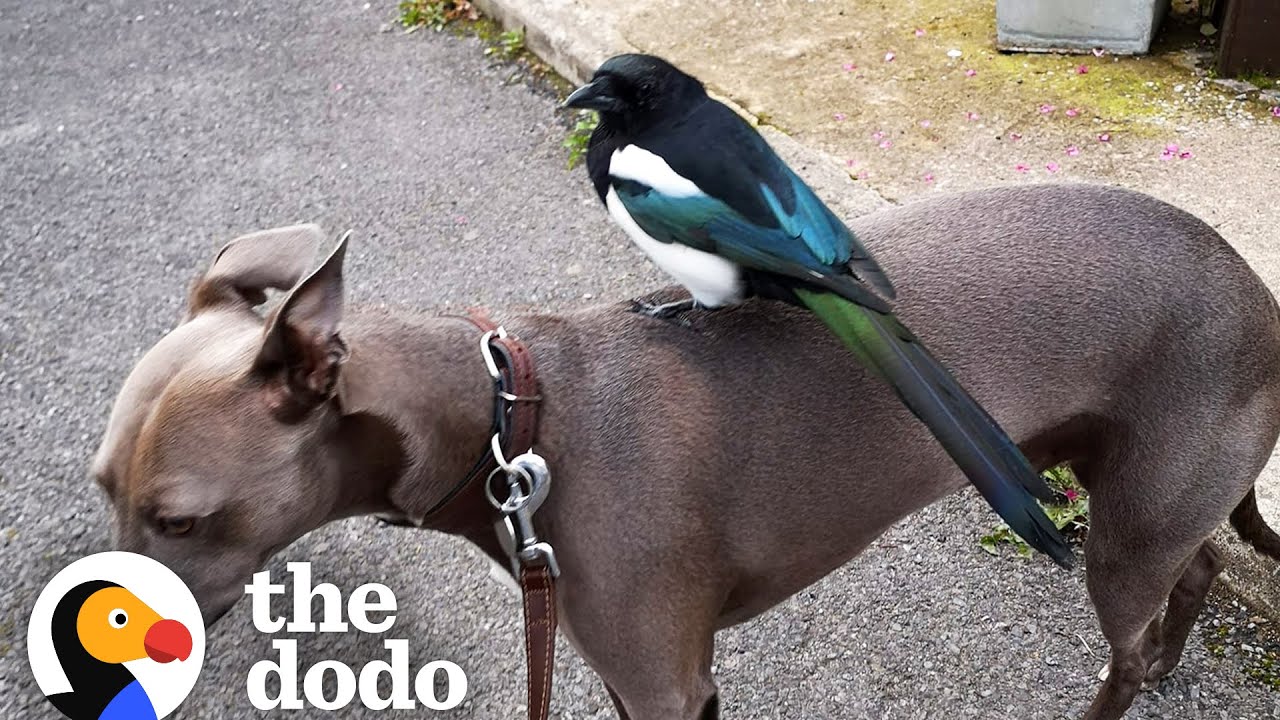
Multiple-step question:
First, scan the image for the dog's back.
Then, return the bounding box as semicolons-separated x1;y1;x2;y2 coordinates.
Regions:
551;183;1280;506
535;182;1280;613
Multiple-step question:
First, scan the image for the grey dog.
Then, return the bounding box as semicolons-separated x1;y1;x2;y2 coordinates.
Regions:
92;184;1280;719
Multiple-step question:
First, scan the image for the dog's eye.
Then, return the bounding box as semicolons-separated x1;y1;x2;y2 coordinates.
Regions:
156;517;196;537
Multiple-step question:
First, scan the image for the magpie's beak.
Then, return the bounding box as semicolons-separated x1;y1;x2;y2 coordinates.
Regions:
563;79;619;112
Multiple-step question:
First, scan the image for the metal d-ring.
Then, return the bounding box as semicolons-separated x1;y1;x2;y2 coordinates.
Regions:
485;462;534;514
478;327;509;381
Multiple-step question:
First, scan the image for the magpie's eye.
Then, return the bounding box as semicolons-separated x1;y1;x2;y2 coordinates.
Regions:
155;517;195;537
109;609;128;628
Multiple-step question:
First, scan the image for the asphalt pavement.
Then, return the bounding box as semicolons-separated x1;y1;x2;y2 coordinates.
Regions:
1;1;1277;718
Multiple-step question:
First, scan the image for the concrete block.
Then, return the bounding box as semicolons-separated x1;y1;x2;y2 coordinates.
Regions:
997;0;1171;55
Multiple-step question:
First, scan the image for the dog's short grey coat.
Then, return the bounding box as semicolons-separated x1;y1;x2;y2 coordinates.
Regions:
92;184;1280;719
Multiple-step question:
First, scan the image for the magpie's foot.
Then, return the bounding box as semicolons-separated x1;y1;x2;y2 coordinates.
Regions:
629;298;697;322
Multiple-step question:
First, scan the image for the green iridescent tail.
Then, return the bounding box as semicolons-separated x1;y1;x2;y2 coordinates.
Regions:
795;288;1073;568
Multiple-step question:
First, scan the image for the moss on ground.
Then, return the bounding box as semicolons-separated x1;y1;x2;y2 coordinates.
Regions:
903;0;1248;136
1200;585;1280;691
397;1;585;165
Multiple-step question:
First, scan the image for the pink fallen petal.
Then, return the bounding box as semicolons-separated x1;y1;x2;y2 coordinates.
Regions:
833;112;847;121
1014;163;1030;173
1009;132;1023;141
333;83;344;92
871;130;885;140
455;215;469;225
884;51;896;62
1165;143;1179;152
1065;108;1081;117
879;139;894;149
964;111;980;121
914;28;926;37
1179;150;1194;160
1271;106;1280;118
919;119;932;128
842;62;857;72
1065;145;1080;156
1098;132;1112;142
1075;64;1089;75
1092;47;1106;57
857;170;870;180
923;172;935;183
846;158;858;167
1045;162;1060;173
1039;103;1056;114
965;69;978;77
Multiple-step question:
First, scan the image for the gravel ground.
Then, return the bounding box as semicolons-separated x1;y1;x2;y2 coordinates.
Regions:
1;1;1277;718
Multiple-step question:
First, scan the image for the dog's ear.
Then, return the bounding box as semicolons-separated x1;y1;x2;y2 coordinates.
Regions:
252;233;349;421
186;224;324;319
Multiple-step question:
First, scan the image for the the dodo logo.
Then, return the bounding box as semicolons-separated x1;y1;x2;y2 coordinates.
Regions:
28;552;205;720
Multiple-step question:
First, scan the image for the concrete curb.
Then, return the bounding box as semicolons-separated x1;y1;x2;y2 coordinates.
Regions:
471;0;623;87
1216;526;1280;620
471;0;1280;619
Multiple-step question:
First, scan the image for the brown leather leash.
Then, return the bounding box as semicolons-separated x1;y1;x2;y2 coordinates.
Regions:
425;308;557;720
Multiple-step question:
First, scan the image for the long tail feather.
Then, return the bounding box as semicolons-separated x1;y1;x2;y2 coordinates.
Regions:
899;335;1056;503
795;288;1073;568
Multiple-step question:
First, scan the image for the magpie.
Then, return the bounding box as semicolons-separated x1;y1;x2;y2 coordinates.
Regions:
563;54;1073;567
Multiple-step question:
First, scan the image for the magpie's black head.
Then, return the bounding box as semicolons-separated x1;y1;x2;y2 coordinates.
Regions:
563;54;706;131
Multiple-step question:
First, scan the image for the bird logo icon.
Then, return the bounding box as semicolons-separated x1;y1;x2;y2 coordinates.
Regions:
28;552;205;720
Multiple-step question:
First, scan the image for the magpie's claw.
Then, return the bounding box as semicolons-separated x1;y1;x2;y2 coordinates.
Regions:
629;298;697;325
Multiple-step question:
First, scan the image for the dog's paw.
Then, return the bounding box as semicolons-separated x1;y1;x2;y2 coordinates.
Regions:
1142;658;1173;691
1097;660;1163;691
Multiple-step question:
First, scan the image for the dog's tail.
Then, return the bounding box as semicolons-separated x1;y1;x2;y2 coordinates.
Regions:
1230;488;1280;560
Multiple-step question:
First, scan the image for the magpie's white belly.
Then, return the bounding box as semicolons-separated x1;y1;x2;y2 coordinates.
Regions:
605;186;744;308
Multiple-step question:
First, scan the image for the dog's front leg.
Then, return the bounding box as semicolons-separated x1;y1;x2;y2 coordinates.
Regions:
557;569;724;719
584;630;720;720
601;681;719;720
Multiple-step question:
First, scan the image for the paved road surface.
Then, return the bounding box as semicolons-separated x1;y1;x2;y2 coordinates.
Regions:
1;1;1276;718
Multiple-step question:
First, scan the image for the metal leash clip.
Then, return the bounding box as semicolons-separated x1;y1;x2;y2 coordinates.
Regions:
485;441;560;579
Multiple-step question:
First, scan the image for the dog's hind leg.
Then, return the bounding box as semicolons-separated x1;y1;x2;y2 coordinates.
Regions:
1077;334;1280;718
1144;540;1225;685
1076;449;1232;720
1081;523;1195;718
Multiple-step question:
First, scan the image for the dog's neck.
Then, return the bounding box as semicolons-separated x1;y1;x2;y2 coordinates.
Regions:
329;311;496;531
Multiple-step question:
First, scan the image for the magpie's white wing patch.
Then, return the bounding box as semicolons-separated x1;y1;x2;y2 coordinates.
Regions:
608;145;704;198
605;187;743;308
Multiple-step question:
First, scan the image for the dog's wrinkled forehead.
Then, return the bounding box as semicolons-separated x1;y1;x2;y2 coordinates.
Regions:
92;310;263;490
91;223;329;492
